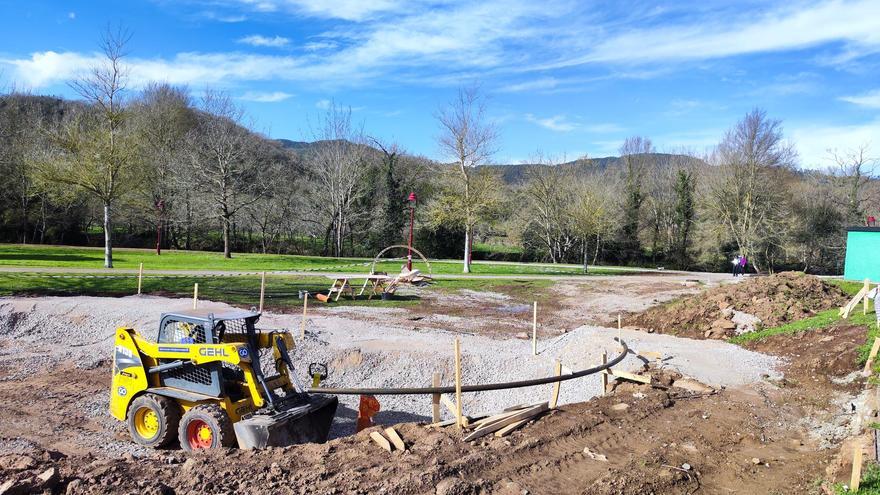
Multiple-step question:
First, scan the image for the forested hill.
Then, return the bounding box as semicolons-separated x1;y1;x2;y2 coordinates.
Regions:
481;153;707;184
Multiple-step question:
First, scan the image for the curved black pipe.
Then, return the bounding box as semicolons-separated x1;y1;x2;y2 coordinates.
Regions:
306;338;630;395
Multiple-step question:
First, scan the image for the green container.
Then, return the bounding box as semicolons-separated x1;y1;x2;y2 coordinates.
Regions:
844;227;880;282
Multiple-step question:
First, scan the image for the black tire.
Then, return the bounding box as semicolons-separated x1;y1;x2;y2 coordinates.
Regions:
126;393;181;448
178;403;235;451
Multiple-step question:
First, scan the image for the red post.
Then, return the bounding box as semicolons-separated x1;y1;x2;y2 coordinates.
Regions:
407;192;417;271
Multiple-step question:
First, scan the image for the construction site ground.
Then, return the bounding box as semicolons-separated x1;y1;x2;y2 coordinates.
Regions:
0;271;873;494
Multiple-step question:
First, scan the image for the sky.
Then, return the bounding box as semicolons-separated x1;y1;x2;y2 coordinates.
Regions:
1;0;879;168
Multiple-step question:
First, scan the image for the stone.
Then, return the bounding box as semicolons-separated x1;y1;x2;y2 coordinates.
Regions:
35;467;59;490
672;378;714;393
65;479;83;495
0;455;37;471
681;463;691;471
436;477;476;495
610;403;630;412
514;332;529;340
0;478;32;495
704;330;714;339
711;319;736;330
751;457;761;465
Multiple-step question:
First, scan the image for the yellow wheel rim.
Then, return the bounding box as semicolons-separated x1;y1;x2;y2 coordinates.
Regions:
134;407;160;439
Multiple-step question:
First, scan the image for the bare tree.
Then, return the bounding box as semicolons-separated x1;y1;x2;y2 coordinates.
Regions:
436;86;498;273
33;27;136;267
185;90;266;258
523;157;577;263
707;108;796;273
305;102;370;257
828;143;876;223
568;174;614;272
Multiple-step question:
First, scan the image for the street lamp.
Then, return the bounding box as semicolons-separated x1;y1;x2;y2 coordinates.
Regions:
407;192;417;271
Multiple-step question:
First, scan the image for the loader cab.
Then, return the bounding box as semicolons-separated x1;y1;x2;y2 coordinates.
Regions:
155;310;261;399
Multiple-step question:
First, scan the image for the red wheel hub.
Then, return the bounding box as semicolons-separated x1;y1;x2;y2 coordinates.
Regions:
186;419;213;449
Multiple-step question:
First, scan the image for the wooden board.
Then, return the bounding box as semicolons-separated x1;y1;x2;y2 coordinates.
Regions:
864;336;880;374
494;418;530;437
463;403;549;442
550;361;562;409
369;431;392;452
384;427;406;451
603;368;651;384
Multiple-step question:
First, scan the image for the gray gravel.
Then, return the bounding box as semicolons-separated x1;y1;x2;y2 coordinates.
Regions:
0;295;782;446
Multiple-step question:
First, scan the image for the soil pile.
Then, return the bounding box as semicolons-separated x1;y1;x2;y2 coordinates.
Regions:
626;272;849;339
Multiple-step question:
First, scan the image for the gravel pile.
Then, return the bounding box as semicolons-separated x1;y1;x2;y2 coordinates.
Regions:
0;295;781;443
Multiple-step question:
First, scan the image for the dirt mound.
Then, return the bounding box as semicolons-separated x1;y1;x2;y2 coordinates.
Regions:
625;272;849;339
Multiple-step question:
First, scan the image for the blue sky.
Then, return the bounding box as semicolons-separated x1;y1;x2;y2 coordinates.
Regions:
1;0;879;168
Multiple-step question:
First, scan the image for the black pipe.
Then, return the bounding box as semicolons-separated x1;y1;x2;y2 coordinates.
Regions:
307;338;629;395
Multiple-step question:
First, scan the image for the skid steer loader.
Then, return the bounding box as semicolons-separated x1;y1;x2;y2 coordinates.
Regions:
109;310;338;450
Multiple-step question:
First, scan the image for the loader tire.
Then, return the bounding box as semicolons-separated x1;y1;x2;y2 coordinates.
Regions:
127;394;181;448
178;404;235;451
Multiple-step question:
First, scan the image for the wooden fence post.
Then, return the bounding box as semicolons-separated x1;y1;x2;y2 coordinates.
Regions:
852;444;863;491
137;263;143;295
300;293;309;339
454;338;463;429
551;361;562;409
532;301;538;356
432;372;441;423
864;336;880;374
258;272;266;313
193;283;199;309
600;351;608;396
865;279;871;315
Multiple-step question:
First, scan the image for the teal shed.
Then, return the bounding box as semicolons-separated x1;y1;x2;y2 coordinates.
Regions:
844;227;880;282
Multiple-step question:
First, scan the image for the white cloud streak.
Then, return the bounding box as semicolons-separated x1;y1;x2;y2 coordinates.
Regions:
840;89;880;108
239;90;293;102
237;34;290;47
790;118;880;168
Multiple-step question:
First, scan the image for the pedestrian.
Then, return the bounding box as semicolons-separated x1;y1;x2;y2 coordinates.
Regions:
739;255;748;275
731;254;741;277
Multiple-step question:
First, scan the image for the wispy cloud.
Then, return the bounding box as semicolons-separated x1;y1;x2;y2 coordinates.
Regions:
525;113;622;134
499;77;558;93
839;89;880;108
223;0;408;21
302;40;338;51
237;34;290;47
239;90;293;102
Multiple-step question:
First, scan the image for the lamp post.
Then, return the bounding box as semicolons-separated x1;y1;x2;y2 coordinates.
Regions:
407;192;417;271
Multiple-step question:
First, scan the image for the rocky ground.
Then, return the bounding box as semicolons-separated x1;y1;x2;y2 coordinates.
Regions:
0;272;872;494
624;272;849;339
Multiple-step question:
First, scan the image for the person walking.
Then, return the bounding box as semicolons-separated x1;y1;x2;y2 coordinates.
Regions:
739;255;748;276
731;254;741;277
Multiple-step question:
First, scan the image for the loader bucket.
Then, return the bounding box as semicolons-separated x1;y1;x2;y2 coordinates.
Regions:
233;394;339;449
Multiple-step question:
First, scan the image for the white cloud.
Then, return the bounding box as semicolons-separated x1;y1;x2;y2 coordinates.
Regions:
525;113;622;134
67;12;76;20
525;113;576;132
315;99;330;109
231;0;405;21
840;89;880;108
239;90;293;102
499;78;558;93
302;41;338;51
538;0;880;70
237;34;290;47
790;119;880;169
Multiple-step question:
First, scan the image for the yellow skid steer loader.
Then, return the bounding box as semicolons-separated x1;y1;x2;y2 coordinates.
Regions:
109;310;337;450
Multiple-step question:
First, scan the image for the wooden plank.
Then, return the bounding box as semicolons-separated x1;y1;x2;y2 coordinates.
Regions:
440;395;457;416
137;263;143;295
865;279;871;315
503;401;546;412
426;418;458;428
384;427;406;451
600;352;608;395
550;361;562;409
432;373;441;423
864;336;880;374
463;403;549;442
638;351;663;360
494;418;530;437
193;283;199;309
532;301;538;355
369;431;392;452
603;368;651;384
852;445;863;491
468;408;524;429
843;286;870;319
300;293;308;339
454;338;463;429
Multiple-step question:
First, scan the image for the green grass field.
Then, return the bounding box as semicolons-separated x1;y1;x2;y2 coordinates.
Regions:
0;244;636;276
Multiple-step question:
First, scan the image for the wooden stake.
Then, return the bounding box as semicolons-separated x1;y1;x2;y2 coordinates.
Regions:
384;427;406;450
193;283;199;309
550;361;562;409
851;444;863;491
432;372;441;423
865;279;871;315
864;336;880;374
532;301;538;356
137;263;143;295
259;272;266;313
600;351;608;396
454;338;463;429
300;293;308;339
369;431;392;452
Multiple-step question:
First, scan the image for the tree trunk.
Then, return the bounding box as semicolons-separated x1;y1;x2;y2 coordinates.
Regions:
462;227;472;274
222;211;232;259
582;238;589;274
103;202;113;268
